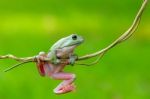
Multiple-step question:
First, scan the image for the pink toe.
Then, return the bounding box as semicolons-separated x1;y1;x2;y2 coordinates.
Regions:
53;84;75;94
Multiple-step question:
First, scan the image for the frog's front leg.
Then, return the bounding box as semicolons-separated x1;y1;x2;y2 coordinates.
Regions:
69;54;78;66
49;51;61;65
51;72;76;94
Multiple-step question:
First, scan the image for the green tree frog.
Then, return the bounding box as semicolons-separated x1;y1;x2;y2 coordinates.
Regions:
36;34;84;94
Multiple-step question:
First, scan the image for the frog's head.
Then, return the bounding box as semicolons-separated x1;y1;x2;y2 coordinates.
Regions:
60;34;84;48
50;34;84;51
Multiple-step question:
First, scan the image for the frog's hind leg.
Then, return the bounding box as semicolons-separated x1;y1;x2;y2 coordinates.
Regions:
51;72;76;94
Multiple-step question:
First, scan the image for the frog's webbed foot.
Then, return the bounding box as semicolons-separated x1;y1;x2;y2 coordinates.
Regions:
35;51;48;76
36;51;47;63
57;83;76;94
69;54;78;66
51;72;76;94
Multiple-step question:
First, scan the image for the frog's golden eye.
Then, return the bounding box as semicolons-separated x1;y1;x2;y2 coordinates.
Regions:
72;35;77;40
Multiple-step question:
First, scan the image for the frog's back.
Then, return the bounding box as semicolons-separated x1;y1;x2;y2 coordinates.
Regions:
50;38;66;51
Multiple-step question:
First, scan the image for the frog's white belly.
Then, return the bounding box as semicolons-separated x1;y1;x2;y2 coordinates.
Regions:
56;46;76;58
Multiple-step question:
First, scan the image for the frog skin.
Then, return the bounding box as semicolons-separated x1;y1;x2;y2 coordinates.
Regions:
48;34;84;65
36;34;84;94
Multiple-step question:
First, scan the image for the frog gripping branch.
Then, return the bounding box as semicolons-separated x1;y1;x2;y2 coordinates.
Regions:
0;0;148;94
35;34;83;94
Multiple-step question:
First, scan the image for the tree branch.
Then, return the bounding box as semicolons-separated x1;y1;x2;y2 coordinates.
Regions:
0;54;35;62
0;0;148;70
77;0;148;60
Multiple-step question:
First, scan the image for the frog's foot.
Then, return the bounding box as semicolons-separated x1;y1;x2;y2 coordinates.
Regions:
35;52;47;76
51;72;76;94
54;83;76;94
36;51;46;62
69;54;78;66
52;59;61;65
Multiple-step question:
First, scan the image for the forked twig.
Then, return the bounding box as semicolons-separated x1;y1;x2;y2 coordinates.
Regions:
3;61;33;72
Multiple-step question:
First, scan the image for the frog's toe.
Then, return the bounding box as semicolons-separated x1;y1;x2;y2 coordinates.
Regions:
53;59;60;65
69;55;78;66
69;59;75;66
39;51;46;55
53;84;76;94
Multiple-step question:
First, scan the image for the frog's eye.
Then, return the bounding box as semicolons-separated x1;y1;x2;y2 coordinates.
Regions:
72;35;77;40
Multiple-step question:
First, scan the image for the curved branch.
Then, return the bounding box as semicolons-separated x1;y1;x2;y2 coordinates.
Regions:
77;0;148;60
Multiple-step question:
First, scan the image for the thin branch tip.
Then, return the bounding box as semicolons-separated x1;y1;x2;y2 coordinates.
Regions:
78;0;148;60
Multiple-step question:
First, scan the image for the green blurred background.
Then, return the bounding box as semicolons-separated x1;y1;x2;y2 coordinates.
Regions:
0;0;150;99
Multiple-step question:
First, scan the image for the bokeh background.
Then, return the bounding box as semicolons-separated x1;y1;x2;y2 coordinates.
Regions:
0;0;150;99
